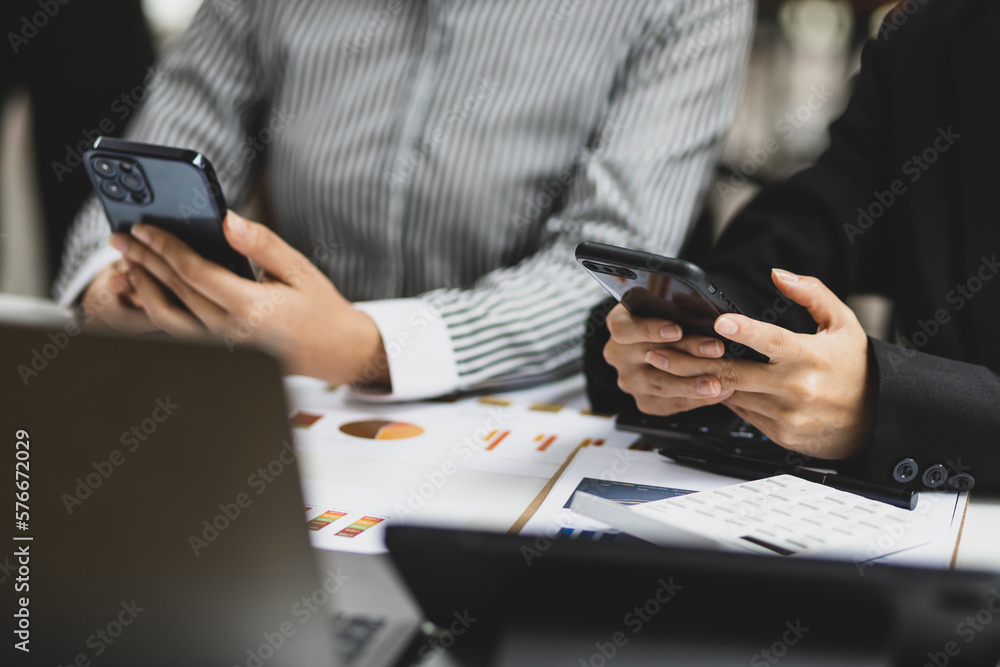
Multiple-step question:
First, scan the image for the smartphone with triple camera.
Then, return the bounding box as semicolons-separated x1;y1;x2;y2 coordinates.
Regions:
576;241;768;362
83;137;256;280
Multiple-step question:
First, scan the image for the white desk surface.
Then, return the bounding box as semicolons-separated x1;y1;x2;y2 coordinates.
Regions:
285;374;1000;571
955;498;1000;571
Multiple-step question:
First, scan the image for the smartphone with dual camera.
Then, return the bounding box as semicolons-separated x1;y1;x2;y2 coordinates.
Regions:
83;137;256;280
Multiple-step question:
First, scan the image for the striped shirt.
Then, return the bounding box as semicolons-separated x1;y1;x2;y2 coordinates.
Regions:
55;0;752;399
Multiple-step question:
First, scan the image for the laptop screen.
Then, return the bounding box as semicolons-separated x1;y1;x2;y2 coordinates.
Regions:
4;324;335;665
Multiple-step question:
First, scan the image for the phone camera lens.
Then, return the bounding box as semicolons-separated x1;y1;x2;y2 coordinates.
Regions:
101;179;126;200
92;159;117;179
121;172;145;192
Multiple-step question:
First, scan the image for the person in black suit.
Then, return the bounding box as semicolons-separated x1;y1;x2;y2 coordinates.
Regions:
586;0;1000;492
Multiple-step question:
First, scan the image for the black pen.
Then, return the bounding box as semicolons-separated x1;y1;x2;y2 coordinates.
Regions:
657;446;916;510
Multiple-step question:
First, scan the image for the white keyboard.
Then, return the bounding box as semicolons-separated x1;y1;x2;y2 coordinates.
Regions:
571;474;932;560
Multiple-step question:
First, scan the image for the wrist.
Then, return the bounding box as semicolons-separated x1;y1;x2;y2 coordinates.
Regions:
346;309;390;388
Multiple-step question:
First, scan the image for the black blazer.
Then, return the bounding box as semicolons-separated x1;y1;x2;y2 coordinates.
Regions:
584;0;1000;493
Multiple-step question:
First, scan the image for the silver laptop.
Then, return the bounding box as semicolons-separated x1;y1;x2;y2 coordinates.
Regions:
2;318;418;666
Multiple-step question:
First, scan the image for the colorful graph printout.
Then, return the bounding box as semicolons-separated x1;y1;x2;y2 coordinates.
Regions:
534;434;557;451
483;430;510;451
307;509;348;531
335;515;386;538
339;420;425;440
290;411;323;429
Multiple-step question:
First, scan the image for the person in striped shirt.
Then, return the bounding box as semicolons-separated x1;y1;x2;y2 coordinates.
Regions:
55;0;752;399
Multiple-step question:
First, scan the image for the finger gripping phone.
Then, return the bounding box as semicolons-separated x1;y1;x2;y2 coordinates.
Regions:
83;137;256;280
576;241;768;363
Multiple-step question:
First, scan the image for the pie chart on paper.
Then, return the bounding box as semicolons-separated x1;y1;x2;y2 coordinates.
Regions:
339;419;425;440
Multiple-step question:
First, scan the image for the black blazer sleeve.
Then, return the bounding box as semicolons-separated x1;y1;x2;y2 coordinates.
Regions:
861;341;1000;491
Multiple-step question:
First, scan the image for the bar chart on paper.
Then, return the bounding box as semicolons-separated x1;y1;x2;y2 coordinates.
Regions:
301;480;482;554
461;425;619;478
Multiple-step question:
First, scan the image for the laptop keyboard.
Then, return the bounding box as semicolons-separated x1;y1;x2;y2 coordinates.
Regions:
328;613;385;665
631;475;931;558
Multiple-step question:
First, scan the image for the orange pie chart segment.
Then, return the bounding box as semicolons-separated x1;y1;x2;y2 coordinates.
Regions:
339;419;425;440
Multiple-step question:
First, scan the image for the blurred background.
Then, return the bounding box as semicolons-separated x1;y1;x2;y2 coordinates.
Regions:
0;0;895;324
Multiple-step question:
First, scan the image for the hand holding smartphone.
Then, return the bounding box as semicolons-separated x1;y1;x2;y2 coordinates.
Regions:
84;137;256;281
576;241;768;362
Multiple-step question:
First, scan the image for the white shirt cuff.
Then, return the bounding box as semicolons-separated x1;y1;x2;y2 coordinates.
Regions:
351;298;460;401
55;246;123;307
